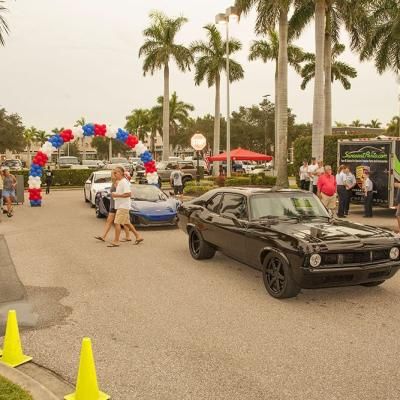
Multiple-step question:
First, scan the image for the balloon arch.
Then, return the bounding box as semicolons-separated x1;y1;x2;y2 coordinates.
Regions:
28;123;158;207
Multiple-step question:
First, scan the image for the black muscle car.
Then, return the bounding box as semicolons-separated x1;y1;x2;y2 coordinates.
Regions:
178;188;400;298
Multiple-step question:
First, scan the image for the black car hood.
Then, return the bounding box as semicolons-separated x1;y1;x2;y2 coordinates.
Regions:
265;219;396;250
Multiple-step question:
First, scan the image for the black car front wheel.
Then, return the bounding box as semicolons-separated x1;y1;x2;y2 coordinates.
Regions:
361;280;385;287
262;253;300;299
189;229;215;260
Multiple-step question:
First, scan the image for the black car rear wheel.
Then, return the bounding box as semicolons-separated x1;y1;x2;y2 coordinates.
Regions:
262;253;300;299
189;229;215;260
361;280;385;287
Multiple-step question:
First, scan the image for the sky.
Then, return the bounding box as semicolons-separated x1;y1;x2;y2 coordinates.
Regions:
0;0;399;132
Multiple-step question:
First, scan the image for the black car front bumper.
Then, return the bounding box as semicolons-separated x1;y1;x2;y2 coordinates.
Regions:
299;261;400;289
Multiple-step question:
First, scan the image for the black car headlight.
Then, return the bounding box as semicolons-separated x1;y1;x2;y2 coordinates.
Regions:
309;253;322;267
390;247;399;260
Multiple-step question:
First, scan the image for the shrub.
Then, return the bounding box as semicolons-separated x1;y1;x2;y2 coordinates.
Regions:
225;177;251;186
183;184;216;195
17;169;97;187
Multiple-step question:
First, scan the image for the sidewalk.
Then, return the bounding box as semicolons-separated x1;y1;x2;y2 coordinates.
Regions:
344;204;396;231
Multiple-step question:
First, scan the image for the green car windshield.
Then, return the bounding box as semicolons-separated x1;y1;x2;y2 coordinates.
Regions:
250;192;329;220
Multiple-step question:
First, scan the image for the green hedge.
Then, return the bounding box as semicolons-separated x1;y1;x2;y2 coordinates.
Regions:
184;184;217;195
293;133;377;185
17;169;98;187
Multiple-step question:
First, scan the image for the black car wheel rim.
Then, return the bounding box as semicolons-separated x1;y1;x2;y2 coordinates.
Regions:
190;232;201;256
265;257;286;294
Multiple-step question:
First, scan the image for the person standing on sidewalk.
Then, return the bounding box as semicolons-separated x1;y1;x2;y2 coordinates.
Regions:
2;167;17;218
45;166;54;194
170;164;184;200
336;165;347;218
308;158;318;193
363;170;373;218
344;167;356;216
317;165;337;215
299;160;310;190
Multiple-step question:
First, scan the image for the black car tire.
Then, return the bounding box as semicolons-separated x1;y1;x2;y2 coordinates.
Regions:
84;189;89;203
262;252;300;299
189;229;216;260
361;280;385;287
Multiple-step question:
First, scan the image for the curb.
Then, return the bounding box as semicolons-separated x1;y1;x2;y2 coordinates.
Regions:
0;362;59;400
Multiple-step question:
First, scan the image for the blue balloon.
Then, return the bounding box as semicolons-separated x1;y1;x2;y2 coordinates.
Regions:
83;123;94;137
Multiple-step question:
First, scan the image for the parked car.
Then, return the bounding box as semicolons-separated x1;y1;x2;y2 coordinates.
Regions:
95;184;180;227
58;156;80;168
250;164;272;175
1;159;23;171
81;160;104;169
84;170;113;206
178;187;400;299
156;161;198;184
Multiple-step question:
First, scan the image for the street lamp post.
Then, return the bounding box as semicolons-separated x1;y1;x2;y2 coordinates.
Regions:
216;6;239;178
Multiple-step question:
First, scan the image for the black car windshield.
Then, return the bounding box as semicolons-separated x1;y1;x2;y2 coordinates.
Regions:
131;185;167;202
250;193;329;220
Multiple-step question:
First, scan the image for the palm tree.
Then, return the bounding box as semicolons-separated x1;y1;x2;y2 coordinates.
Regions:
300;43;357;91
368;119;382;128
125;109;150;141
35;130;50;145
358;1;400;74
139;11;193;160
387;117;400;136
351;120;363;127
74;117;86;160
237;0;292;188
249;30;306;149
152;92;195;148
191;24;244;175
23;127;38;168
291;0;364;147
0;1;9;46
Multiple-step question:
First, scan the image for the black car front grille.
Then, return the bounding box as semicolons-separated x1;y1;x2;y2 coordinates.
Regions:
321;249;392;267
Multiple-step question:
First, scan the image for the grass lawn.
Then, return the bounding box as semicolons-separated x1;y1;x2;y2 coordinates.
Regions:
0;376;33;400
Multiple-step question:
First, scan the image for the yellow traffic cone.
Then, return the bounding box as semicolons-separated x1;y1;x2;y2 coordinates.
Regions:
65;338;110;400
0;310;32;368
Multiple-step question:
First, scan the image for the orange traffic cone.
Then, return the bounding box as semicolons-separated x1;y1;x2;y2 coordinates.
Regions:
65;338;110;400
0;310;32;367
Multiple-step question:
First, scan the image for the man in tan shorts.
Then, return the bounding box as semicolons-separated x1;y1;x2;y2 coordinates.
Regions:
108;167;133;247
317;165;337;215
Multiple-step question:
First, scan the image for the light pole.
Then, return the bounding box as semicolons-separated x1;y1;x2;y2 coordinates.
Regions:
216;6;239;178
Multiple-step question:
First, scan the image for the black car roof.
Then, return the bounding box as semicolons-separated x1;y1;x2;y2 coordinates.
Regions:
209;187;307;196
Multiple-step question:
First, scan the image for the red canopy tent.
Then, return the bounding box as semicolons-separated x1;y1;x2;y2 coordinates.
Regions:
208;147;273;162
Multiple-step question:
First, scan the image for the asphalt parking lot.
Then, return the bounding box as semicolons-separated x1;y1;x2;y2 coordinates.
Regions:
1;190;400;400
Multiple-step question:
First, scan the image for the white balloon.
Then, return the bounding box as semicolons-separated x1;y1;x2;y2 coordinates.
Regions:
134;141;146;155
73;126;84;139
106;126;117;139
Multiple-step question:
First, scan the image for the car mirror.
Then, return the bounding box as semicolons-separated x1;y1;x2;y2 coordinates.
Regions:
85;179;91;184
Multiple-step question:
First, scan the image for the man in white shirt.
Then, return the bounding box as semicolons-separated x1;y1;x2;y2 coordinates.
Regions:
344;167;356;215
109;167;133;247
299;160;310;190
336;165;347;218
363;170;373;218
307;158;318;193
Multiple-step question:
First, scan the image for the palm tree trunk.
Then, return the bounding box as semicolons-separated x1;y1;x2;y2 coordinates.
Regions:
274;61;278;163
213;73;221;176
276;8;289;188
312;0;326;160
162;63;170;161
324;10;332;136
